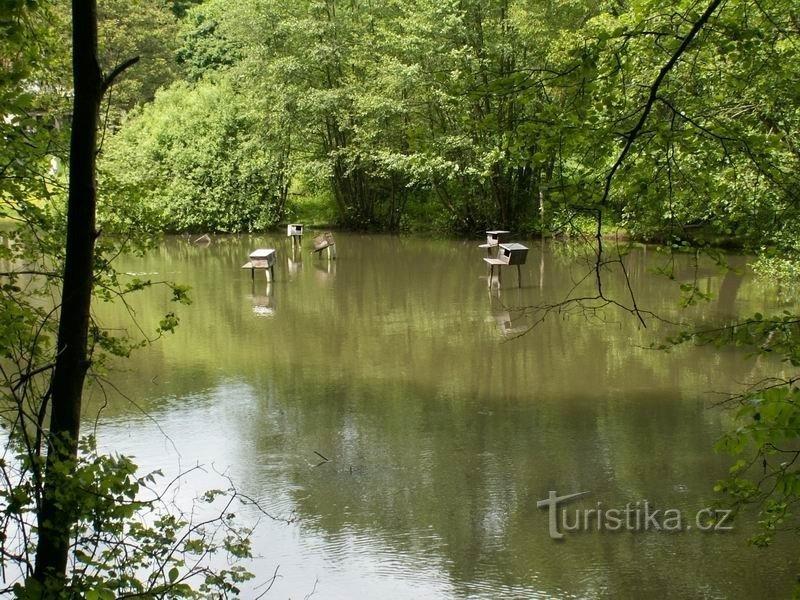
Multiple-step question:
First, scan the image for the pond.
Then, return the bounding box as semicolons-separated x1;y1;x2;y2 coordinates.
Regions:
91;233;798;599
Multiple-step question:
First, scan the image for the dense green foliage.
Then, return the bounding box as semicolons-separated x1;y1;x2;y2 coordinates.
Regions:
104;0;799;242
107;78;290;232
96;0;184;111
1;1;260;595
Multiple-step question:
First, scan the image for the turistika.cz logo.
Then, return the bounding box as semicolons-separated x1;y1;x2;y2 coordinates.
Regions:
537;491;733;539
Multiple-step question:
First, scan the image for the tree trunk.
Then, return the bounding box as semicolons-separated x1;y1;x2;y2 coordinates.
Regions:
33;1;103;586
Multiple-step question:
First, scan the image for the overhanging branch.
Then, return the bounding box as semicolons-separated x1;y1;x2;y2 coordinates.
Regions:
100;56;140;98
600;0;725;207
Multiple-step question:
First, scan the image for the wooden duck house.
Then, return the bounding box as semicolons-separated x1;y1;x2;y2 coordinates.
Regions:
287;224;304;249
483;242;528;287
498;243;528;265
479;230;510;255
242;248;277;281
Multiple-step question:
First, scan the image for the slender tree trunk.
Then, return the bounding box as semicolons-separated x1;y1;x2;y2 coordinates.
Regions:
33;1;103;586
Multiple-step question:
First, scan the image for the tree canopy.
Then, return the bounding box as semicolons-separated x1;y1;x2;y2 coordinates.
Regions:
101;0;799;245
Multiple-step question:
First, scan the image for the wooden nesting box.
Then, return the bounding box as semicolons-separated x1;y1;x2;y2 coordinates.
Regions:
311;232;337;260
479;230;510;255
483;242;528;287
287;224;304;237
248;248;276;266
485;230;510;246
497;243;528;265
242;248;277;281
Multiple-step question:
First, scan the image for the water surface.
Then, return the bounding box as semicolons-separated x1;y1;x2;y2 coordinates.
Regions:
91;234;798;599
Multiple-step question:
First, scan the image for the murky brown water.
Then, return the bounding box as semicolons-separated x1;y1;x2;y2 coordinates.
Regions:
89;233;799;599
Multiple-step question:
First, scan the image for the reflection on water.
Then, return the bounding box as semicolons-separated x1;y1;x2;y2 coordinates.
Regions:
250;281;275;318
488;288;529;337
90;234;799;599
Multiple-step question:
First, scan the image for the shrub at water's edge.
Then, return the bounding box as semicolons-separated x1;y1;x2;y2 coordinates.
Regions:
104;77;291;233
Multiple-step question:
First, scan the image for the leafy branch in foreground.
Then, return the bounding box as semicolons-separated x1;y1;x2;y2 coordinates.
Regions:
715;381;800;550
1;436;288;598
663;314;800;560
1;1;284;596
